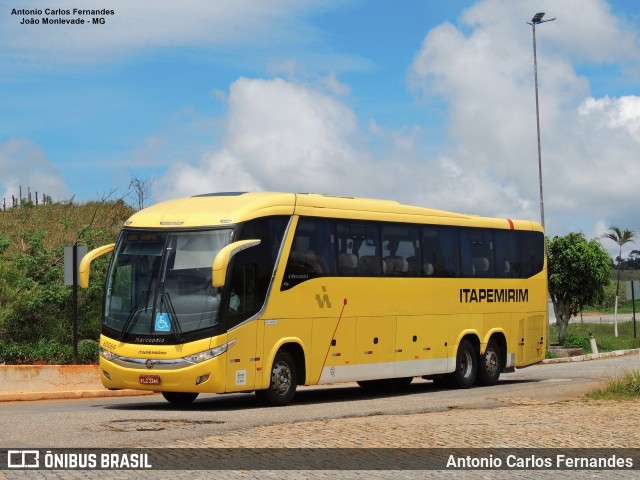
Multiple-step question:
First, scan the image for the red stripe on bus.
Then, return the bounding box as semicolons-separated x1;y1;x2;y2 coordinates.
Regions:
506;218;514;230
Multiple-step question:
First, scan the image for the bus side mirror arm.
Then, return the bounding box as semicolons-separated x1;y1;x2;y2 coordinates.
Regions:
212;239;261;288
79;244;115;288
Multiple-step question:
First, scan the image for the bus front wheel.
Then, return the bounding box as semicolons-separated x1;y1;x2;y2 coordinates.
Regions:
477;339;502;386
451;339;477;389
161;391;199;404
256;350;298;406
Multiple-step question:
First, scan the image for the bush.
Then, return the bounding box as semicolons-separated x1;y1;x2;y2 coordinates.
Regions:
0;200;134;345
545;349;559;359
562;334;592;352
0;339;98;365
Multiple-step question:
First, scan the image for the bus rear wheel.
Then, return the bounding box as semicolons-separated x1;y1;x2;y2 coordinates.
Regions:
256;350;297;406
161;391;199;404
477;339;502;386
451;339;477;389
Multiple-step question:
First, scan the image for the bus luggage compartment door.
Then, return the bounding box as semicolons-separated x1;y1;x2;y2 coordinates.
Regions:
354;316;396;381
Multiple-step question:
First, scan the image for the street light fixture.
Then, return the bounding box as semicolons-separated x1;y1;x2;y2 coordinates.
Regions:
527;12;555;231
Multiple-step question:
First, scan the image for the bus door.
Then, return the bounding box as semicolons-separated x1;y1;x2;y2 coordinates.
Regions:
224;262;258;392
224;215;290;392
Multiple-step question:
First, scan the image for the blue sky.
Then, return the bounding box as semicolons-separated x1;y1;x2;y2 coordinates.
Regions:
1;0;639;256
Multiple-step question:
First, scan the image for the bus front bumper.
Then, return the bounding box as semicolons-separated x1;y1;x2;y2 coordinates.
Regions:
99;357;226;393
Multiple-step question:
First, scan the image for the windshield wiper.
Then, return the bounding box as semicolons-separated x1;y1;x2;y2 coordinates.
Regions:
119;290;149;341
159;291;184;342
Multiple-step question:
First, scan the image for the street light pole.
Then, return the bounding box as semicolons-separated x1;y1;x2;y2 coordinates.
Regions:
528;12;555;231
528;12;555;352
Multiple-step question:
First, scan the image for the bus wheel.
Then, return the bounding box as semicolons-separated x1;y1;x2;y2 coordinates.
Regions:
451;339;477;389
257;350;297;406
161;392;199;404
477;339;502;386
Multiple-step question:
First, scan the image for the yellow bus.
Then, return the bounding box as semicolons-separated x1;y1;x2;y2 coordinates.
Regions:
80;192;546;406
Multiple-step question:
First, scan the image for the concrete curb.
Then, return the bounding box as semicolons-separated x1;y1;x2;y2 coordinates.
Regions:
542;348;640;364
0;364;156;402
0;389;156;402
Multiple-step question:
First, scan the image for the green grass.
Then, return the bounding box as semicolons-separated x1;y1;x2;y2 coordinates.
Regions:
585;303;637;314
550;321;640;352
586;369;640;400
552;321;640;399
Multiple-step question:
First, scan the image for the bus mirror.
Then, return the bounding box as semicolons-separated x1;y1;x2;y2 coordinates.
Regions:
79;244;115;288
212;239;261;288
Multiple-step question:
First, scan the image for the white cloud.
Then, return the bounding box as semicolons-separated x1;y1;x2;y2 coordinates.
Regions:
0;139;70;205
156;77;376;199
408;0;640;237
155;0;640;249
578;96;640;140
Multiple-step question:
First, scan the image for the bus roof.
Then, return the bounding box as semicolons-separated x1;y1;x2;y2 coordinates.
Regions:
123;192;542;232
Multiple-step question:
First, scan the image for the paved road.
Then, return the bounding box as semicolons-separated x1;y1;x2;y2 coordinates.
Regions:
0;352;636;449
1;353;639;479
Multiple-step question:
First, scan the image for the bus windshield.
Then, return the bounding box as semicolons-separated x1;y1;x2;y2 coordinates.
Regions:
104;229;234;341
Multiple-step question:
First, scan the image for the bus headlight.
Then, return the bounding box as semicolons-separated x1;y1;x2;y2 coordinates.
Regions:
100;347;118;362
182;339;237;364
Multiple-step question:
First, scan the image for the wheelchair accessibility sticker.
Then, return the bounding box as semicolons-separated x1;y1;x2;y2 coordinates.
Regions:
154;312;171;332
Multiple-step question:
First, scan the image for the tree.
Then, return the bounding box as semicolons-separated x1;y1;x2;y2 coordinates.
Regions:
602;227;636;297
128;172;154;211
547;233;611;344
602;227;636;337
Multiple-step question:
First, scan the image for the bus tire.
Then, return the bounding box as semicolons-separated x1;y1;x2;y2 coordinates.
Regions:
451;339;477;389
161;391;199;404
477;339;502;386
256;350;297;406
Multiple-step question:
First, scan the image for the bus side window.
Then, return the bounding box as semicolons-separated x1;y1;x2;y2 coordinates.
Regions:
227;262;257;323
422;226;460;277
282;218;337;290
337;233;358;276
460;229;495;277
234;215;287;309
517;231;544;278
382;224;419;276
336;222;381;276
494;230;516;278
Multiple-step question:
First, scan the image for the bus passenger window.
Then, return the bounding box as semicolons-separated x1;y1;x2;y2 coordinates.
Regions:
517;231;544;278
460;229;495;277
494;230;516;278
382;224;419;276
422;227;460;277
282;218;337;290
337;222;381;277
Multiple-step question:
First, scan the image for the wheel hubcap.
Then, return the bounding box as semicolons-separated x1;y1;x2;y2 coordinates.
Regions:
485;349;498;376
460;350;473;378
272;361;292;395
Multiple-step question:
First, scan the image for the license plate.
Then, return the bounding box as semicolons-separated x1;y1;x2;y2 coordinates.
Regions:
139;375;161;385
